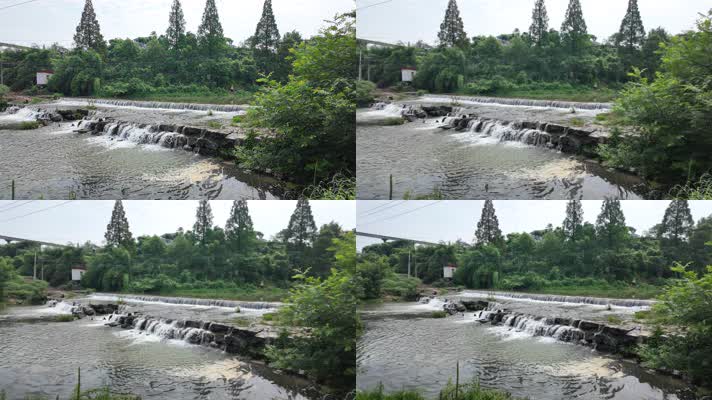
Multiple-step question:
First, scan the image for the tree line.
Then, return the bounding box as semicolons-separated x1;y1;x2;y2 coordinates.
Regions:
359;199;712;296
0;199;349;298
363;0;670;97
1;0;300;98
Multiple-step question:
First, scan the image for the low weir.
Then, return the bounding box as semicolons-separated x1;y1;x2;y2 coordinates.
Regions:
60;97;248;113
455;290;655;308
90;293;280;310
421;94;612;111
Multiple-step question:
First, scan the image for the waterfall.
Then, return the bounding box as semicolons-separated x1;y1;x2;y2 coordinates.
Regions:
60;98;248;113
458;290;654;308
448;117;555;149
46;300;77;314
128;317;213;345
80;120;190;150
422;95;611;111
90;293;280;311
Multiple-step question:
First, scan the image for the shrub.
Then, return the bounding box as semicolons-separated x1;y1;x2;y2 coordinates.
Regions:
356;80;377;107
19;121;41;130
431;311;448;318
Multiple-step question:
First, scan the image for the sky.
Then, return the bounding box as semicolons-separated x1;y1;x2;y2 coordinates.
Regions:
0;200;355;245
0;0;354;47
356;201;712;250
356;0;709;45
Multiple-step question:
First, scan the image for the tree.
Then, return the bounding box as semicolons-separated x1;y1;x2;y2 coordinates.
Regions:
617;0;646;50
197;0;224;54
73;0;106;53
660;200;694;242
166;0;186;49
105;200;133;248
529;0;549;46
475;200;503;246
252;0;281;53
193;200;214;244
225;200;256;252
595;198;628;247
563;199;584;241
560;0;588;53
438;0;468;48
285;199;318;268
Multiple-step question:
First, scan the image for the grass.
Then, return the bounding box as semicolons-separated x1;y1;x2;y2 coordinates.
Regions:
302;174;356;200
154;286;288;302
606;315;623;325
670;174;712;200
431;311;448;318
569;117;585;127
357;379;518;400
207;121;223;129
231;115;243;126
19;121;41;130
55;314;76;322
230;317;253;327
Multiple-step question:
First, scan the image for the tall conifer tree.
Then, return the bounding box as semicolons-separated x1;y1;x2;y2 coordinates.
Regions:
252;0;281;52
660;200;694;242
437;0;468;47
197;0;224;52
529;0;549;46
561;0;588;52
166;0;186;49
226;200;256;252
285;199;317;268
193;200;214;244
617;0;646;49
563;199;584;241
596;198;628;247
475;200;503;245
105;200;133;248
74;0;106;52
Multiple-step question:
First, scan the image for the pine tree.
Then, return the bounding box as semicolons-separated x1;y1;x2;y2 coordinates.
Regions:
226;200;255;251
561;0;587;52
252;0;281;52
73;0;106;52
166;0;186;49
437;0;468;47
659;200;694;242
617;0;646;49
563;199;584;240
105;200;133;248
529;0;549;46
193;200;214;244
197;0;224;52
595;198;628;247
285;199;318;268
475;200;503;245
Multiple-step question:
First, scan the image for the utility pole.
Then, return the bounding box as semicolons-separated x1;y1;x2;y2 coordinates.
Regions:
358;47;363;81
33;250;37;280
407;251;411;277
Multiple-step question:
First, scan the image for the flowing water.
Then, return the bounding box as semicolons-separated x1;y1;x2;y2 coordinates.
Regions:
358;298;698;400
357;98;645;200
0;295;318;400
0;101;285;200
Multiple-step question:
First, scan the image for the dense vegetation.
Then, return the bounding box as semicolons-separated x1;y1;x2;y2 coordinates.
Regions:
0;200;349;301
361;0;667;101
358;200;712;299
598;10;712;194
0;256;47;305
357;377;517;400
0;0;356;190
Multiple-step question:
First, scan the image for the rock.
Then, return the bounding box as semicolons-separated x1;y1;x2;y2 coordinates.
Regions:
209;323;230;334
460;300;489;311
184;320;203;329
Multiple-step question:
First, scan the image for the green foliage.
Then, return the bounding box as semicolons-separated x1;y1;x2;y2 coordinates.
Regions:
303;174;356;200
0;257;47;304
431;311;448;318
381;273;420;300
637;264;712;385
48;50;103;96
265;235;359;389
475;200;503;246
438;0;468;48
105;200;133;248
74;0;106;53
55;314;76;322
600;10;712;190
356;80;377;107
19;121;41;130
357;378;517;400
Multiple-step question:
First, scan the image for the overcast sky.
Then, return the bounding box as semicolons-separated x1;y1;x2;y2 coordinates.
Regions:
356;201;712;250
0;201;355;245
357;0;709;44
0;0;354;47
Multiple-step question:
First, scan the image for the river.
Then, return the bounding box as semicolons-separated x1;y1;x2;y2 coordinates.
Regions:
0;294;319;400
0;100;285;200
357;294;698;400
357;96;645;200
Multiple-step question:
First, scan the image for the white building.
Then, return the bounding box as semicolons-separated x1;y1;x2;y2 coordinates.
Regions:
401;67;417;82
71;267;86;281
443;264;457;279
36;70;54;86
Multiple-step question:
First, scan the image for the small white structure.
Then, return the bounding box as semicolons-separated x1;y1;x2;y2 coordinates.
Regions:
401;67;417;82
443;264;457;279
36;70;54;86
71;267;86;281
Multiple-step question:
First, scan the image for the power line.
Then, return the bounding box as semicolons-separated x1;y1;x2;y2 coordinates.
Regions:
0;200;35;214
359;201;443;227
356;0;394;11
0;201;73;224
358;200;405;218
0;0;42;11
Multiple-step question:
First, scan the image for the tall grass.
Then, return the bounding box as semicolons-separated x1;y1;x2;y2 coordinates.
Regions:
670;174;712;200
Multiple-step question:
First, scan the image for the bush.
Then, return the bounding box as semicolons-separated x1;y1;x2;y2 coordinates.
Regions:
381;273;420;300
356;80;377;107
19;121;41;130
431;311;448;318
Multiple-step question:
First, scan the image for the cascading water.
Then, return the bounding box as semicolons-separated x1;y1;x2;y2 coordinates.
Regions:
447;117;555;149
60;98;248;113
90;293;280;311
457;290;654;308
84;120;190;150
421;94;611;111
